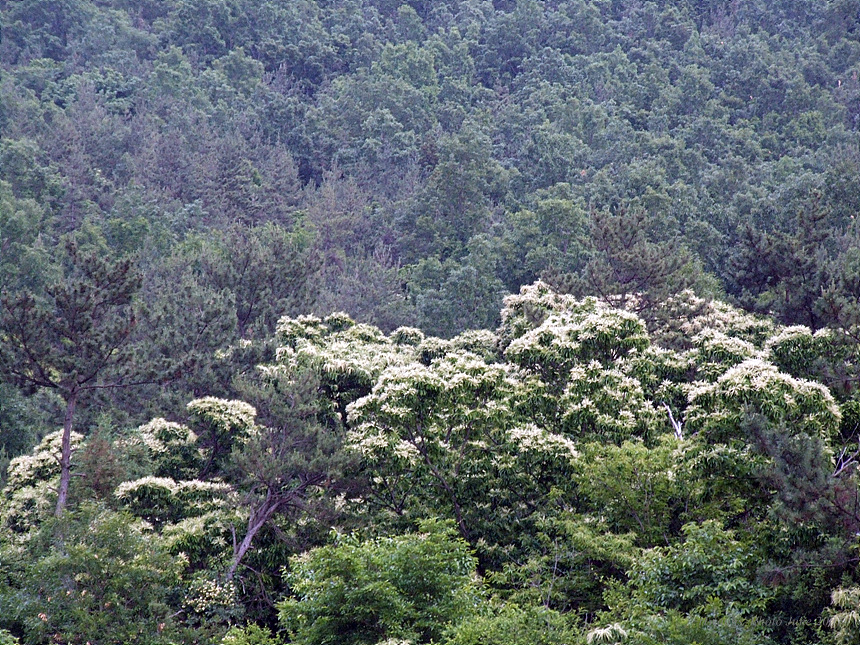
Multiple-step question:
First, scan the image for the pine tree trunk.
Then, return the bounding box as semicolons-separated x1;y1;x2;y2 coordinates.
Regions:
55;390;77;516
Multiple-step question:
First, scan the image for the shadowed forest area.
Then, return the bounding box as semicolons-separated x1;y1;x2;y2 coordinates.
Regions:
4;0;860;643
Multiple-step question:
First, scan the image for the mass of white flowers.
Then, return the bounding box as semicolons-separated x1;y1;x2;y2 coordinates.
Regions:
764;325;835;374
4;430;85;491
187;397;257;435
134;417;196;454
115;476;179;500
563;361;657;440
391;326;425;346
500;280;582;325
174;479;234;505
447;329;499;359
1;480;55;532
162;509;239;554
346;427;392;458
392;440;421;462
276;313;328;347
764;325;815;351
691;328;763;380
505;305;649;378
677;295;776;346
686;358;841;438
283;331;419;394
4;456;41;491
497;280;585;346
183;575;239;617
508;424;579;461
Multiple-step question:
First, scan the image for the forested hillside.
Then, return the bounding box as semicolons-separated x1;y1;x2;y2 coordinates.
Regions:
3;0;860;643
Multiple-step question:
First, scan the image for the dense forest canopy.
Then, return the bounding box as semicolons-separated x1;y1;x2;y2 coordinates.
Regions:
3;0;860;643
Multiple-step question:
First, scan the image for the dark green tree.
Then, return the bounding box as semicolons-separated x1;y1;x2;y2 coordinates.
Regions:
0;241;140;515
552;205;705;318
727;202;833;328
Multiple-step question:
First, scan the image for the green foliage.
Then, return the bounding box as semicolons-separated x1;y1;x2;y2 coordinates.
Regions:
409;237;507;339
278;520;480;645
494;514;638;615
4;0;860;640
599;610;773;645
0;504;191;644
444;603;576;645
575;438;684;545
0;630;19;645
222;624;283;645
0;180;52;292
573;206;705;316
0;239;141;399
620;520;773;616
500;187;589;291
0;383;50;483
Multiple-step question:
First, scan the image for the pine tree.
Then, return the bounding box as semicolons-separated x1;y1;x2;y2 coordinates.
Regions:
0;240;140;515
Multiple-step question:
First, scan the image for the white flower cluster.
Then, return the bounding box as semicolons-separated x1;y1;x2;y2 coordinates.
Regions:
162;509;239;553
764;325;814;351
447;329;499;358
286;332;417;390
183;576;239;616
499;280;581;324
508;424;579;461
134;418;196;455
392;440;421;462
4;430;84;491
348;351;509;424
391;326;425;346
497;281;586;346
691;328;762;380
276;312;381;349
678;297;776;346
115;477;234;517
687;358;841;438
346;428;392;458
187;397;257;435
505;305;648;377
633;344;695;378
764;325;833;370
276;314;328;346
345;351;515;465
174;479;234;505
563;362;657;439
115;476;178;499
2;480;55;532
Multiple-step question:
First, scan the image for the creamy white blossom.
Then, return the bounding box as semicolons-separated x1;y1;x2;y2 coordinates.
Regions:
687;358;840;439
508;424;579;461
